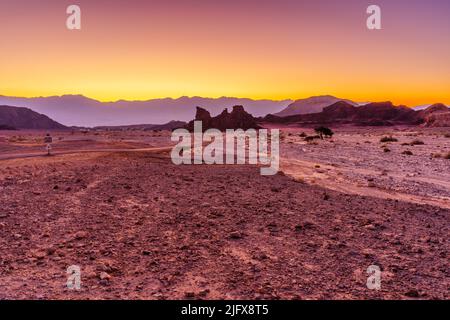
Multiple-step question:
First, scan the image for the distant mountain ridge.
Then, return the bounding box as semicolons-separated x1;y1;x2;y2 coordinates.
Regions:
95;120;186;131
0;105;67;130
274;95;358;117
0;95;292;127
263;101;449;126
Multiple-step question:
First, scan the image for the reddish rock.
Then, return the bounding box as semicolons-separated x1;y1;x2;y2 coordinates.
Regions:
187;105;261;132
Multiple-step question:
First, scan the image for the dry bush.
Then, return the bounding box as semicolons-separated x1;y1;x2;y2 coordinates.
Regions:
410;139;425;146
380;136;398;143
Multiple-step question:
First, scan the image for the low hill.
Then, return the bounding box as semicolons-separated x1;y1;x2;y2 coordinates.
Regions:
274;95;358;117
264;101;421;126
419;104;450;127
94;120;186;131
0;105;67;130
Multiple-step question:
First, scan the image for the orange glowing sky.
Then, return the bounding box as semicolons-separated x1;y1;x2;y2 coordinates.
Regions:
1;0;449;106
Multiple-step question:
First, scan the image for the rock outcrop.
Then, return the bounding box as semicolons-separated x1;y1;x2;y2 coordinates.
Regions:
186;106;261;131
419;104;450;127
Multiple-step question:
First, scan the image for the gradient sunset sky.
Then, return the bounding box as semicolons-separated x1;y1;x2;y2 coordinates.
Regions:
1;0;449;106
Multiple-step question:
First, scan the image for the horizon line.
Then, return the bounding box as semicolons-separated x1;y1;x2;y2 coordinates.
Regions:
1;93;448;108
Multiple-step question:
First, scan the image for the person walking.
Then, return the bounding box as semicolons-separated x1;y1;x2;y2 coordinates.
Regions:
44;132;53;156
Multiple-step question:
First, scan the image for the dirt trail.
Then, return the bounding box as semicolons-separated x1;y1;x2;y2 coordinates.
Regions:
281;158;450;209
0;147;173;161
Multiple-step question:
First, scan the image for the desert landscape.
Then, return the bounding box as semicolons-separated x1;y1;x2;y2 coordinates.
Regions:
1;0;449;303
0;122;448;299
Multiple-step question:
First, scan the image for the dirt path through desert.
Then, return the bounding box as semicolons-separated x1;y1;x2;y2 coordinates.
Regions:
281;157;450;209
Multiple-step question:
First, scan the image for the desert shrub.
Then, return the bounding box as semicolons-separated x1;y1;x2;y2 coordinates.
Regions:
304;135;321;143
402;150;413;156
444;153;450;160
314;127;334;139
431;153;442;158
383;148;391;153
380;136;398;143
410;139;425;146
444;133;450;138
299;132;307;138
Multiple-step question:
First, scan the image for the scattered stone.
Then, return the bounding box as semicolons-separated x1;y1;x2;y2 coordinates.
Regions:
404;289;420;298
99;272;112;281
74;231;88;240
229;231;243;239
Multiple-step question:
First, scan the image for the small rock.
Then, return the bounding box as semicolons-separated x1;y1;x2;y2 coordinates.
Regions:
99;272;111;281
74;231;88;240
229;231;243;239
404;289;420;298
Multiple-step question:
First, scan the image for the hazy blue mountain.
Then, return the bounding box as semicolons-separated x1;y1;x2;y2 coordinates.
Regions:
0;95;292;127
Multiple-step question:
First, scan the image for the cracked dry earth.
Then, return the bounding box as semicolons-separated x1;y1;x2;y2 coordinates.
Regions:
0;150;448;300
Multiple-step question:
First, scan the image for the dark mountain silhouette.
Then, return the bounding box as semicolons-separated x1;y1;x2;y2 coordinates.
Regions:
274;95;358;117
0;95;291;127
0;105;67;130
264;101;423;126
0;124;17;130
187;106;261;132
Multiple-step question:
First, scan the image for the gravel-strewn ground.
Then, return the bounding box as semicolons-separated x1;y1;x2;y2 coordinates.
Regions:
0;146;448;299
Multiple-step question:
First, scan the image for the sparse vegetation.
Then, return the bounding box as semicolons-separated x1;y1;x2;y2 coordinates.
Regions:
304;135;321;143
380;136;398;143
444;133;450;138
402;150;413;156
314;127;334;139
410;139;425;146
383;148;391;153
445;152;450;160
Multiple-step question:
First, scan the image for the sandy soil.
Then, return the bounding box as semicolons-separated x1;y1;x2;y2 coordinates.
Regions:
0;128;448;300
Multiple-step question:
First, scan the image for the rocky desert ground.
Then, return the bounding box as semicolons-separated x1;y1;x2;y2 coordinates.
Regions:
0;127;448;299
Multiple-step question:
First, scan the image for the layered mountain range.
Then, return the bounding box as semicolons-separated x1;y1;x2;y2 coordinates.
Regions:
0;95;291;127
0;94;448;130
263;102;450;127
